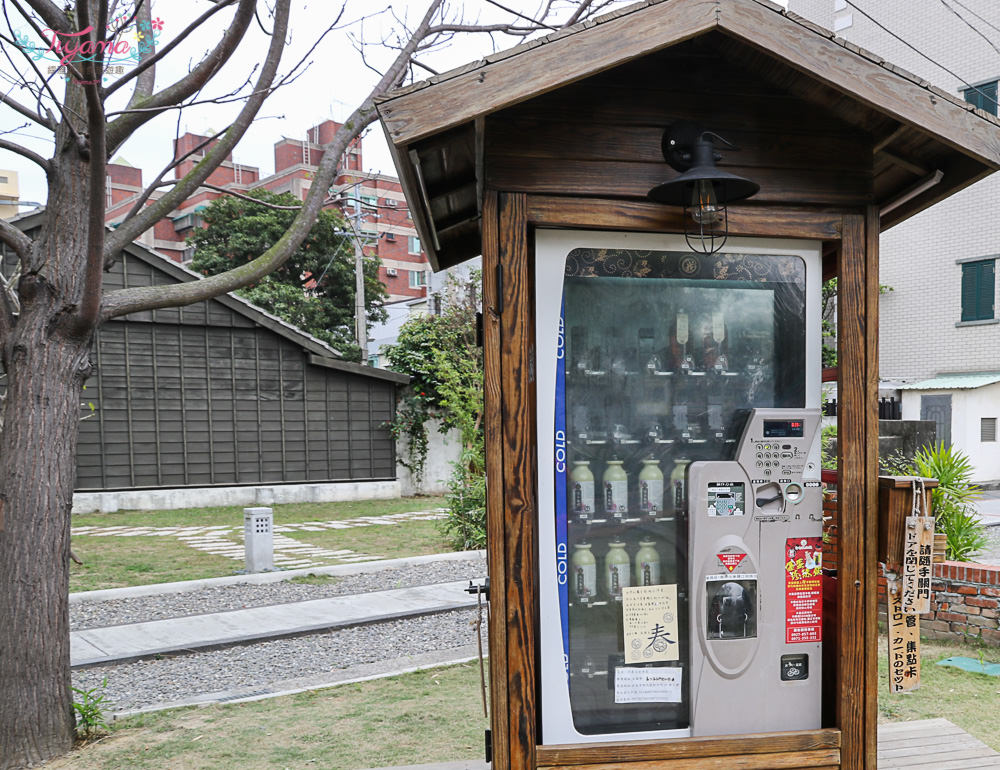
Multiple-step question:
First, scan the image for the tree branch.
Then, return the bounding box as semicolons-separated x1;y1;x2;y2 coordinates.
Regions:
147;180;305;210
102;0;285;262
119;125;231;226
10;0;85;83
22;0;72;33
0;92;55;130
104;0;256;154
105;0;237;98
101;0;444;320
123;0;155;111
0;219;32;262
0;136;50;172
68;0;107;337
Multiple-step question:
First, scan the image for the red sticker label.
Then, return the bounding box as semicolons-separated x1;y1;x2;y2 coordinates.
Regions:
717;552;747;572
785;537;823;643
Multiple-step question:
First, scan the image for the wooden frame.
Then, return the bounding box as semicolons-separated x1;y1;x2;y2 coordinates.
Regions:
482;193;880;769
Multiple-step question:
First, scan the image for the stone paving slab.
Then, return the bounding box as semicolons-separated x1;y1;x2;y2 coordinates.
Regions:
71;579;476;667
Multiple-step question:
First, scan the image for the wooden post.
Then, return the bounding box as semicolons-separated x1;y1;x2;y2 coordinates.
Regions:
835;209;879;769
497;192;537;770
482;190;510;770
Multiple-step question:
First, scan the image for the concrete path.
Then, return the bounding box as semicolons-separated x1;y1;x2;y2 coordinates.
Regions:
71;508;448;570
70;550;484;603
71;579;476;667
974;490;1000;527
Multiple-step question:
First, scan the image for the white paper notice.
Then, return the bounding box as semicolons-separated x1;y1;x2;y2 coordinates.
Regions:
622;583;680;664
614;666;683;703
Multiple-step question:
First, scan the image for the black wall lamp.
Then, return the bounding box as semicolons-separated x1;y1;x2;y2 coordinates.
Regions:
647;121;760;255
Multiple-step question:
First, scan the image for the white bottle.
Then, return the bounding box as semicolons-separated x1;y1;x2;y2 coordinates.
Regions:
605;539;631;600
571;542;597;600
635;539;661;587
603;459;628;516
639;458;664;515
570;461;595;519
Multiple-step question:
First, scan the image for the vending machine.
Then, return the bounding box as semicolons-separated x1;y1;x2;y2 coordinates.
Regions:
536;230;823;745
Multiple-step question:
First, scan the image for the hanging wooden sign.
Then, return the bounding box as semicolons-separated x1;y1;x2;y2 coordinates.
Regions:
901;515;934;615
887;578;921;693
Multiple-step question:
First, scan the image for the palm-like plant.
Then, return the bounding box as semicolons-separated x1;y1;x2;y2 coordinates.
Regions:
910;443;987;561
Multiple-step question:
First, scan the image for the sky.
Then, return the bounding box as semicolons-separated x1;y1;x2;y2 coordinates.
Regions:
1;0;674;207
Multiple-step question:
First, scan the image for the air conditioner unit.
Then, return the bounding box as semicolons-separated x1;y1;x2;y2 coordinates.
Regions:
386;268;398;277
386;199;398;208
385;232;396;242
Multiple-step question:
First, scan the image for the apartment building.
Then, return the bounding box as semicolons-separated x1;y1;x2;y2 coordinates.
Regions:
0;170;19;219
103;120;430;303
789;0;1000;480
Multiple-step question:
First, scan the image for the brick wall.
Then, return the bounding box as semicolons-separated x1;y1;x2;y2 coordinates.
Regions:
825;490;1000;644
921;563;1000;645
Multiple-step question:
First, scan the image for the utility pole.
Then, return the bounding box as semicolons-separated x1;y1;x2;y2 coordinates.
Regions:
353;185;368;359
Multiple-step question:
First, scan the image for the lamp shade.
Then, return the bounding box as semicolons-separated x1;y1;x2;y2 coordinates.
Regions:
647;165;760;207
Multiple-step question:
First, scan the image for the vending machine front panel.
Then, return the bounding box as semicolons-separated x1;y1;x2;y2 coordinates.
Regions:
536;230;821;745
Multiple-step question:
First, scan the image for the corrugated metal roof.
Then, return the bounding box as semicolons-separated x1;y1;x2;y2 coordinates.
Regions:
898;372;1000;390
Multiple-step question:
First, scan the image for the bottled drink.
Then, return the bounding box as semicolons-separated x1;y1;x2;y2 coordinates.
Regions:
635;539;661;586
605;539;631;600
571;542;597;601
569;460;595;519
702;311;729;372
670;458;691;515
603;459;628;516
670;310;697;374
639;458;664;515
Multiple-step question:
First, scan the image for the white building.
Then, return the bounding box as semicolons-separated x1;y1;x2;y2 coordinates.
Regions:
790;0;1000;481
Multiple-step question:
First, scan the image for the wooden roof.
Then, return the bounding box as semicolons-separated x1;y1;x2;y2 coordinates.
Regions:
12;210;411;385
376;0;1000;270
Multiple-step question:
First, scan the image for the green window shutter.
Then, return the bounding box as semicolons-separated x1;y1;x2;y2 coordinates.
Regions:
982;260;995;319
963;81;999;115
961;260;996;322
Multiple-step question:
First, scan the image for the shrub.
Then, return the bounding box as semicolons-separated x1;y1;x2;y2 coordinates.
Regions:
910;443;986;562
442;443;486;550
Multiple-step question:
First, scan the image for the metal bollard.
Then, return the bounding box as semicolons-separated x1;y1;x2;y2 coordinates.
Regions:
244;506;274;572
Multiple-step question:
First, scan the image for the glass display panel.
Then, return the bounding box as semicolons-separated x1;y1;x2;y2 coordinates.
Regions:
555;247;805;736
763;420;805;438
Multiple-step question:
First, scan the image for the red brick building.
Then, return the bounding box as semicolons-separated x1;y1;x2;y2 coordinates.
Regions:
104;120;430;303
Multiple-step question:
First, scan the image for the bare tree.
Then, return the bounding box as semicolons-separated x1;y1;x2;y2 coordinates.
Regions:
0;0;622;766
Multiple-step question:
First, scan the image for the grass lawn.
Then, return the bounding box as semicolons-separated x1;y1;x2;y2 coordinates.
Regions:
71;537;240;593
43;634;1000;768
72;496;446;529
282;519;451;562
878;635;1000;752
49;663;486;770
70;496;450;593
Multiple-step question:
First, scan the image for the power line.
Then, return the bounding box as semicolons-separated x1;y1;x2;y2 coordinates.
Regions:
844;0;996;104
945;0;1000;39
936;0;1000;61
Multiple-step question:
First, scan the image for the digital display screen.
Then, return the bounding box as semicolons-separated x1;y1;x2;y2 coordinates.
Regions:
763;420;804;438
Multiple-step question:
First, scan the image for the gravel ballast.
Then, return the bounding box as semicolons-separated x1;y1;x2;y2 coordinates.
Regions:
71;557;487;630
71;608;487;713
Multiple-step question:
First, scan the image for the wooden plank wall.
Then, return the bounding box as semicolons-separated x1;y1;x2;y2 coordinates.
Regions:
74;252;397;490
485;40;874;209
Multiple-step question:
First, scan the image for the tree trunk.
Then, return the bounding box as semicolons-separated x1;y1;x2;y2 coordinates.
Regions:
0;148;95;768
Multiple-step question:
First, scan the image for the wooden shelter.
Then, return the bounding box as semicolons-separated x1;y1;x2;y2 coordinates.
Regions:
376;1;1000;768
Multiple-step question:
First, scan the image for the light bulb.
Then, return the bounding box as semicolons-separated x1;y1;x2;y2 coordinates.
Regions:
690;179;722;225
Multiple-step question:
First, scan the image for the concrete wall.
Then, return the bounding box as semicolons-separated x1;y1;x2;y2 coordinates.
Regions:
902;384;1000;482
785;0;1000;381
396;417;463;496
72;479;401;514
